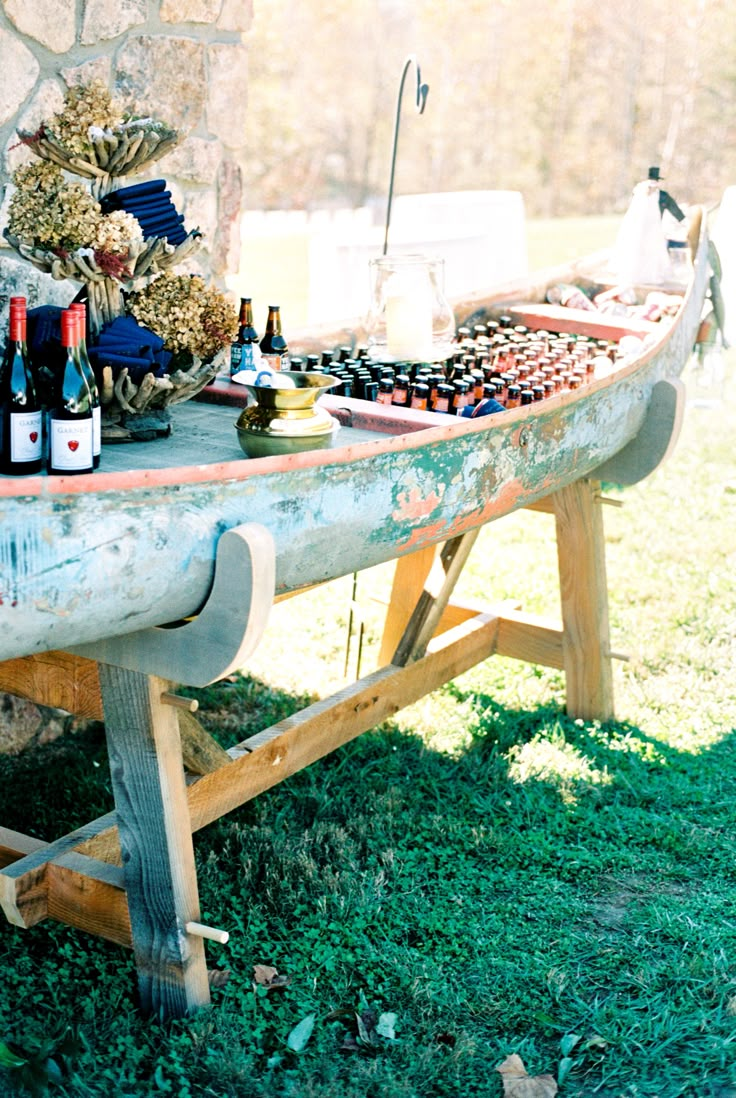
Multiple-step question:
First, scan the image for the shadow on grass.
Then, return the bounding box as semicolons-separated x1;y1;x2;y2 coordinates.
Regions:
1;671;736;1097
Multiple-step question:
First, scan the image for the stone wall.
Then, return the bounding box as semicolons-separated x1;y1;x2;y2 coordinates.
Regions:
0;0;252;307
0;0;252;753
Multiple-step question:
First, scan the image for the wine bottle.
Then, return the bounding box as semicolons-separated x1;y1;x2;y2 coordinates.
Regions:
47;310;93;476
1;302;43;475
259;305;289;371
69;303;101;468
230;297;261;375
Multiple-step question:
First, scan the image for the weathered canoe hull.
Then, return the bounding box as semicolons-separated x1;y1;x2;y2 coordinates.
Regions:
0;212;710;662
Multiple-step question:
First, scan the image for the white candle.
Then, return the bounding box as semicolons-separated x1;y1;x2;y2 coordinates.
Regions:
385;290;433;361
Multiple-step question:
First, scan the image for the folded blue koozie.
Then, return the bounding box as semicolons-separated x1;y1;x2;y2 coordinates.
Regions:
461;398;507;418
109;179;167;201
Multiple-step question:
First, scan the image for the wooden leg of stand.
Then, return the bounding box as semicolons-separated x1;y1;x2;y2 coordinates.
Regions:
98;664;210;1019
552;479;615;721
378;545;437;666
392;530;481;666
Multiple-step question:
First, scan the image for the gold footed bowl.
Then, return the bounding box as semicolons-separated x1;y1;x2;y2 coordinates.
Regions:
234;371;339;457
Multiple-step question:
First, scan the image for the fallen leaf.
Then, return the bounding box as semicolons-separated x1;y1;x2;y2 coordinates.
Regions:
341;1007;386;1053
497;1053;558;1098
287;1013;316;1053
252;964;290;993
560;1033;581;1057
356;1011;375;1044
208;968;231;989
253;964;279;985
376;1012;397;1040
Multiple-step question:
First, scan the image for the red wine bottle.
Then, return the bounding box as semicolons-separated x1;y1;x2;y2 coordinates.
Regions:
70;303;101;467
47;310;94;476
1;302;43;475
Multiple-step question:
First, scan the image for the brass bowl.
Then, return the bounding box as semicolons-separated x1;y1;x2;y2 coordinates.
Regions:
235;397;338;458
235;421;336;458
243;371;338;411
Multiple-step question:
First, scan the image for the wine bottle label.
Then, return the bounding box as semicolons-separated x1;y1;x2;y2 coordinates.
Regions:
49;418;93;471
92;405;101;458
9;410;42;463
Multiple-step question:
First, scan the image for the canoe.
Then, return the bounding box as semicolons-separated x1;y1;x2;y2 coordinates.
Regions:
0;209;710;664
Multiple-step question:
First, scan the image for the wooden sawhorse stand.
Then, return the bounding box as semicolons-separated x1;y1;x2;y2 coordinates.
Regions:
0;380;682;1019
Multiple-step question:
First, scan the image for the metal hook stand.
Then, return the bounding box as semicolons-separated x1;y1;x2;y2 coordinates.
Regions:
345;58;430;679
382;54;429;256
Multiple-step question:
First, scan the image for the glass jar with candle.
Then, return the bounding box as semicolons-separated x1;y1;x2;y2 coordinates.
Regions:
365;254;455;364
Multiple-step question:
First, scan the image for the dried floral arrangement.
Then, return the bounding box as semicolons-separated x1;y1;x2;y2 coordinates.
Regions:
3;80;235;441
4;141;203;336
128;273;239;365
16;79;178;185
94;272;238;433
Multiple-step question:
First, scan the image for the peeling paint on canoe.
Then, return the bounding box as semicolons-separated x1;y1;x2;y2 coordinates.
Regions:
392;483;445;523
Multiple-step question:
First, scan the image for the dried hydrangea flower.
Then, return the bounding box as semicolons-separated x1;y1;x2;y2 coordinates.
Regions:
47;79;125;157
93;210;143;255
7;160;102;251
128;273;238;362
11;160;63;195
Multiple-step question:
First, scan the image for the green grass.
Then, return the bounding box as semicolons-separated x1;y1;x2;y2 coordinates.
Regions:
0;360;734;1094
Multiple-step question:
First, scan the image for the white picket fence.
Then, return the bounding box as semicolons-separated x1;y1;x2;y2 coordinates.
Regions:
230;191;528;328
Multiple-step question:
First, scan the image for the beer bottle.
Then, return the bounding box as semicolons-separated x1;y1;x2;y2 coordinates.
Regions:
392;374;411;407
259;305;289;371
230;297;261;375
377;377;394;405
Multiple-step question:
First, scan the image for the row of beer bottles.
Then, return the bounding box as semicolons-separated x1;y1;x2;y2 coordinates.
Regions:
230;299;288;374
0;298;100;476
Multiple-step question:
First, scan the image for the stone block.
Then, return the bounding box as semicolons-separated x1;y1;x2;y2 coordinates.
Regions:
212;157;242;275
183;188;217;242
6;79;66;175
81;0;147;45
160;0;222;21
0;29;39;126
4;0;76;53
0;253;76;308
158;136;221;184
0;695;45;755
206;43;248;148
61;56;113;88
218;0;254;32
115;36;206;131
0;693;78;756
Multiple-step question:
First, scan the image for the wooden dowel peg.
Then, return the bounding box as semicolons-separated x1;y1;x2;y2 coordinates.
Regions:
161;692;199;713
594;494;624;508
185;921;229;945
606;650;630;662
